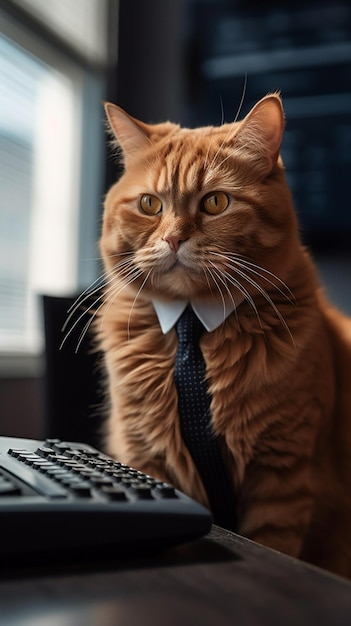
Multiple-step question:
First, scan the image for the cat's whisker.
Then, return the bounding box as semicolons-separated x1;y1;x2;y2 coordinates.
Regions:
202;266;216;298
219;94;225;126
64;268;113;321
127;269;153;341
207;109;242;173
61;286;108;349
221;268;264;330
234;260;296;307
61;259;134;339
222;260;295;346
61;261;138;351
80;251;133;262
75;266;145;354
105;251;134;258
207;127;235;173
209;150;240;177
99;267;144;335
208;263;240;314
203;128;215;171
206;266;227;323
64;255;134;324
235;258;296;304
208;76;246;173
211;251;296;305
208;261;262;331
208;265;242;330
74;301;105;354
60;287;107;351
233;74;247;124
62;270;119;336
217;250;295;302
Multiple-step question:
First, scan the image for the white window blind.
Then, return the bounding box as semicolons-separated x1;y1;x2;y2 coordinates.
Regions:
0;3;107;367
0;34;83;354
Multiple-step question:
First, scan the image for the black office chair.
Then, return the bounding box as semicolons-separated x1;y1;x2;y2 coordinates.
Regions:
42;294;106;449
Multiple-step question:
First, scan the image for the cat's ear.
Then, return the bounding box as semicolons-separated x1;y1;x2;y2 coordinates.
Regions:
234;94;284;176
104;102;151;161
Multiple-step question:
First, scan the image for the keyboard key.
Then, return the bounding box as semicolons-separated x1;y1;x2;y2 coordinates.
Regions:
100;486;128;501
111;470;125;478
69;483;92;497
153;484;178;498
47;454;68;464
87;460;107;469
63;459;78;467
44;438;60;446
46;469;72;479
128;484;153;499
23;455;42;464
85;471;104;479
75;455;90;464
119;477;136;486
36;447;55;458
61;476;86;486
7;448;27;457
76;468;96;477
52;442;71;452
89;476;114;486
102;468;116;476
146;479;159;487
79;449;100;457
31;460;55;467
18;453;41;460
62;450;82;459
72;462;91;469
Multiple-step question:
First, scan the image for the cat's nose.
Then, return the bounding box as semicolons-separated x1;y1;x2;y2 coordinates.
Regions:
163;235;186;253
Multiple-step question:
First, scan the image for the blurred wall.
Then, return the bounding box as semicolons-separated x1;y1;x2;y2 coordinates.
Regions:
115;0;185;122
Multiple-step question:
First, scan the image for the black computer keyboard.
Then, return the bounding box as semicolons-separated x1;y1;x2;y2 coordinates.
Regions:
0;437;212;560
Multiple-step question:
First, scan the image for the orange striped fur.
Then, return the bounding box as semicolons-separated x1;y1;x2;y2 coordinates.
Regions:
98;95;351;578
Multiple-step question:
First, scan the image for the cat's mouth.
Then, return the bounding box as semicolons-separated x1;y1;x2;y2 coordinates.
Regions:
168;257;184;270
165;256;199;274
136;245;202;280
164;245;201;273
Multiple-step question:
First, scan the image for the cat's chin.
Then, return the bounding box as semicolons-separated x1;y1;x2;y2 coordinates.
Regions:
149;273;211;302
159;261;204;290
166;258;192;273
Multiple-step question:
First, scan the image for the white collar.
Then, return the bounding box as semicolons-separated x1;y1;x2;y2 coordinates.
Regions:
152;298;239;334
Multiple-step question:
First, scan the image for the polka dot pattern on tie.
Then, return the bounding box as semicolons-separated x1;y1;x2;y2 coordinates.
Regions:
174;306;237;530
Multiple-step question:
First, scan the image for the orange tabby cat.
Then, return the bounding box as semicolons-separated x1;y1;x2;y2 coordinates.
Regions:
97;94;351;578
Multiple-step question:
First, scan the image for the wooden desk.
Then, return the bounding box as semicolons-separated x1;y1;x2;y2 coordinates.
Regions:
1;526;350;626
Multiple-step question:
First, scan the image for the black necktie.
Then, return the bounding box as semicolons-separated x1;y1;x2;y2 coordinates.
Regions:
174;306;236;531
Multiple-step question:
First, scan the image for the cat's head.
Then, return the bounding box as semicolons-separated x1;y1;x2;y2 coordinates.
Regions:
101;94;299;304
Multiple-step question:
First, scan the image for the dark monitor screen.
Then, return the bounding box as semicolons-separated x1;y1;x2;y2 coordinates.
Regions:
184;0;351;249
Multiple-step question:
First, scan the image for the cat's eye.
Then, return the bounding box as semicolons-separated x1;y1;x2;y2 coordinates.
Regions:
140;194;162;215
201;192;229;215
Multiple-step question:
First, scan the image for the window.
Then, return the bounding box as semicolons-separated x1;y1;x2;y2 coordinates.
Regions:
0;3;108;371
